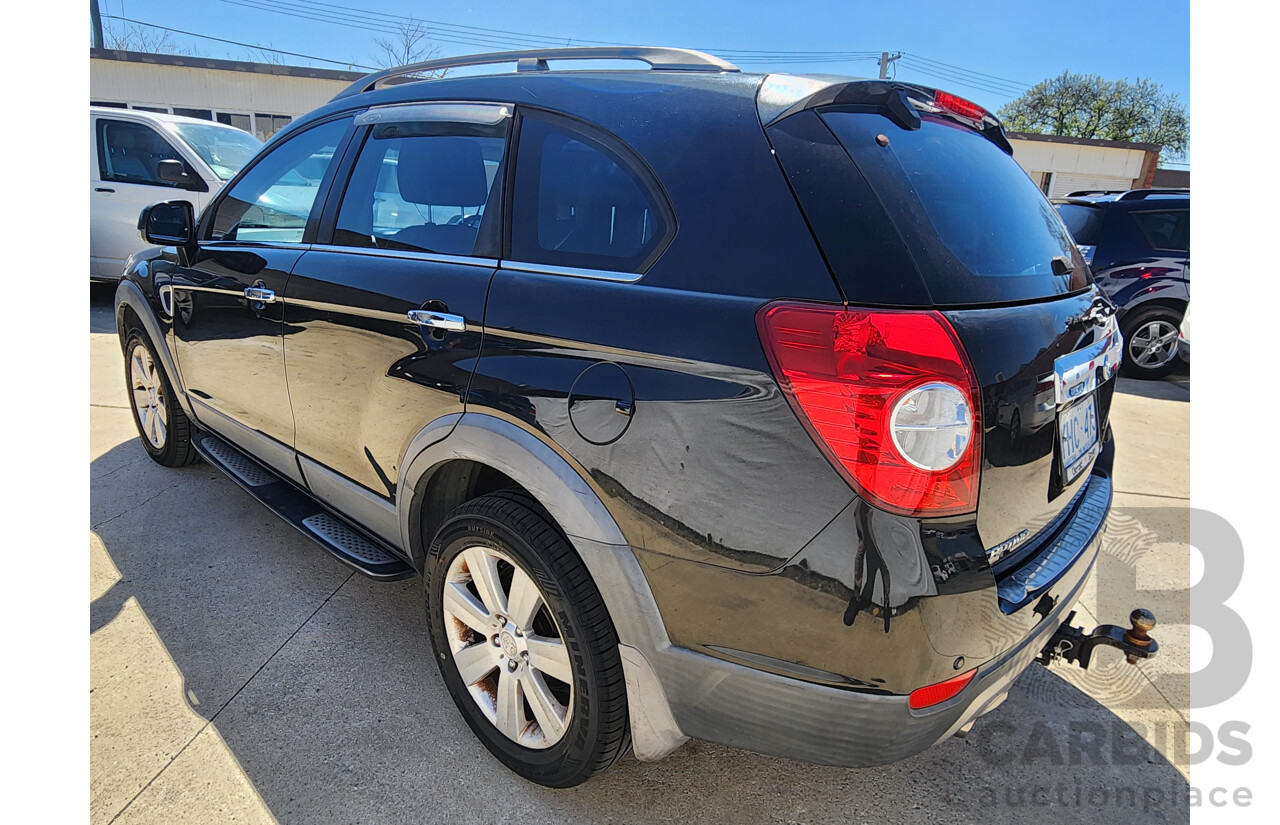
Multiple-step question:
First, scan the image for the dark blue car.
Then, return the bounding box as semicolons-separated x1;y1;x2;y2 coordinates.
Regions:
1054;190;1190;379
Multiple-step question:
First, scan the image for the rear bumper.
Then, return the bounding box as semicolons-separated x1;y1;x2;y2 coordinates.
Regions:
622;468;1109;766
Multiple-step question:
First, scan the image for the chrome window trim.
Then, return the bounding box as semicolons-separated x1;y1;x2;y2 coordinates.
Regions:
500;260;644;284
314;244;497;269
355;102;512;127
200;241;313;252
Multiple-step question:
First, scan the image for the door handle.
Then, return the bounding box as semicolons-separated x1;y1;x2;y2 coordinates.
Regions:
408;309;466;332
94;187;115;193
244;286;276;303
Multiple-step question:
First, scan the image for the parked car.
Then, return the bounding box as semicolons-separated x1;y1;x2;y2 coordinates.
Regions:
116;47;1149;787
1053;189;1190;379
91;107;261;280
1178;301;1191;364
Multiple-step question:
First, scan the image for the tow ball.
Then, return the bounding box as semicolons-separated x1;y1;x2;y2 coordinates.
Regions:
1036;608;1158;669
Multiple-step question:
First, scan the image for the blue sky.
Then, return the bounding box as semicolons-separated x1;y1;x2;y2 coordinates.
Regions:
97;0;1191;164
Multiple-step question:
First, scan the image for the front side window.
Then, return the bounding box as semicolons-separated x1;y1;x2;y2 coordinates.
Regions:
333;120;507;257
207;117;349;244
1132;210;1189;252
97;119;184;187
510;115;669;273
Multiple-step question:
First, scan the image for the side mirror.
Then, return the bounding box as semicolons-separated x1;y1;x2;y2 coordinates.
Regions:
139;200;195;245
156;159;207;192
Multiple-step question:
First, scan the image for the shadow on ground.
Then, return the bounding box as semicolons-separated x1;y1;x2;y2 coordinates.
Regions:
89;435;1191;825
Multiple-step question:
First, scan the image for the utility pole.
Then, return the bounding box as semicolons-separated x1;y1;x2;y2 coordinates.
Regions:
878;51;901;80
90;0;104;50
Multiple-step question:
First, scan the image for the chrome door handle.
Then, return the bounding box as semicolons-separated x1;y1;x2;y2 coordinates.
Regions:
407;309;466;332
244;287;276;303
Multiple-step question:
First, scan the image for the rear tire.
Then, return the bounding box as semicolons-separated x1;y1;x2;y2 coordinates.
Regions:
1120;307;1182;380
425;490;629;787
124;330;199;467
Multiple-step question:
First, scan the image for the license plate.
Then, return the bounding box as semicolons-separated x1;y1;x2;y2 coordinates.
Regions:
1058;394;1099;484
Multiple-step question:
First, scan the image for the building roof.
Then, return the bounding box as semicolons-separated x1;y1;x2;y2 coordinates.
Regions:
90;48;366;83
1005;130;1161;154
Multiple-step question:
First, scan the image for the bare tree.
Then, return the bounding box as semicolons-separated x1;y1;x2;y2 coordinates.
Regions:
245;44;286;66
373;20;446;75
103;21;199;56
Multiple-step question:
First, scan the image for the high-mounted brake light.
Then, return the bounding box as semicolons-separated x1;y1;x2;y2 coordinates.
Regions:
756;303;982;517
909;669;976;710
932;90;988;123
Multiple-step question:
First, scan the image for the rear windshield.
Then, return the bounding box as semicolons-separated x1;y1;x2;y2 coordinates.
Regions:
1054;203;1105;245
819;110;1090;305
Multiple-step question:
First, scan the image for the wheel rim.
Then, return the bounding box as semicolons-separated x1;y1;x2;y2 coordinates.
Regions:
129;345;168;449
442;546;573;749
1127;319;1179;369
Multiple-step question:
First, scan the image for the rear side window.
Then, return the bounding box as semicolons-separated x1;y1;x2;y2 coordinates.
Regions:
1132;210;1189;252
818;110;1089;305
333;121;506;258
96;119;184;187
510;114;669;273
1054;203;1105;246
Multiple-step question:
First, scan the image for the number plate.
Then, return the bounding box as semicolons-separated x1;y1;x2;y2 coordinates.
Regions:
1058;394;1099;484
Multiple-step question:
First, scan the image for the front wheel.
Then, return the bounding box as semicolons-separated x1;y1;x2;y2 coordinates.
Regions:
425;491;629;787
124;330;199;467
1121;307;1183;380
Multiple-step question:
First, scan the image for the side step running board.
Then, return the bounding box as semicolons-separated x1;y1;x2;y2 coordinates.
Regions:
192;432;414;580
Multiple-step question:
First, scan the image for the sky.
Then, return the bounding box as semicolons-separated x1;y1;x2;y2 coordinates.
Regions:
95;0;1191;165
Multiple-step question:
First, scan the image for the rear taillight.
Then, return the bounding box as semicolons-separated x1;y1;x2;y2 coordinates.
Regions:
932;90;989;123
756;302;982;517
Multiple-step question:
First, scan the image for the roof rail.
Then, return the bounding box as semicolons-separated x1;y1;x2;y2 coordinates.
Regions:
1066;190;1127;197
334;46;740;100
1117;188;1190;200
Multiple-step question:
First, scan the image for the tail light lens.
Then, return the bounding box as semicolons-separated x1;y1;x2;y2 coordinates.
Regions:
932;90;989;123
756;302;982;517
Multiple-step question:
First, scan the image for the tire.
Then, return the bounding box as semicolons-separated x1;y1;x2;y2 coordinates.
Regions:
425;490;629;787
123;330;200;467
1120;306;1183;380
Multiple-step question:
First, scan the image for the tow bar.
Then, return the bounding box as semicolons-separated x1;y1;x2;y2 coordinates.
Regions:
1036;608;1158;669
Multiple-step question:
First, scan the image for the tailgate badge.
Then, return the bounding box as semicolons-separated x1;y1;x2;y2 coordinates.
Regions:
987;529;1030;564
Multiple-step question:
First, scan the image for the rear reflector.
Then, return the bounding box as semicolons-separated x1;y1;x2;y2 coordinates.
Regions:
756;303;982;517
909;669;976;710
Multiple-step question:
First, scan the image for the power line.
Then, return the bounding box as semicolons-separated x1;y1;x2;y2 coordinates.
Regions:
99;13;377;69
897;59;1025;99
902;52;1031;90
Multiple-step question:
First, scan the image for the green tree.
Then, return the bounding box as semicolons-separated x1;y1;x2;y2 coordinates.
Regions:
998;72;1188;159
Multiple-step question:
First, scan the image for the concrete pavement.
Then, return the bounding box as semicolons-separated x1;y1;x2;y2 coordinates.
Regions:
90;286;1191;824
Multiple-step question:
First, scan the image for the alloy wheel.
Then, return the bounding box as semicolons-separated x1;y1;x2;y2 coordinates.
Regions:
130;345;168;449
441;546;574;749
1127;319;1179;369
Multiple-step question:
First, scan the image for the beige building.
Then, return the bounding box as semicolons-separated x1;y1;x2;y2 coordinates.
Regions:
1007;131;1163;198
90;49;365;141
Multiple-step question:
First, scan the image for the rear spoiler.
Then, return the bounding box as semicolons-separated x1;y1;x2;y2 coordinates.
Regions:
756;74;1013;155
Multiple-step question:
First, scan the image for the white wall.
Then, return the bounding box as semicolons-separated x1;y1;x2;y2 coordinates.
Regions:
90;58;351;120
1009;137;1150;197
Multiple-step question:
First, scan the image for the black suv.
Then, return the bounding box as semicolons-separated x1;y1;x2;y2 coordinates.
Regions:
1054;189;1190;379
116;47;1143;787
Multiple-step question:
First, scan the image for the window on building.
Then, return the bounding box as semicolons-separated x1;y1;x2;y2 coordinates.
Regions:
216;112;253;133
173;108;214;121
129;105;169;114
254;114;293;141
91;101;127;109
